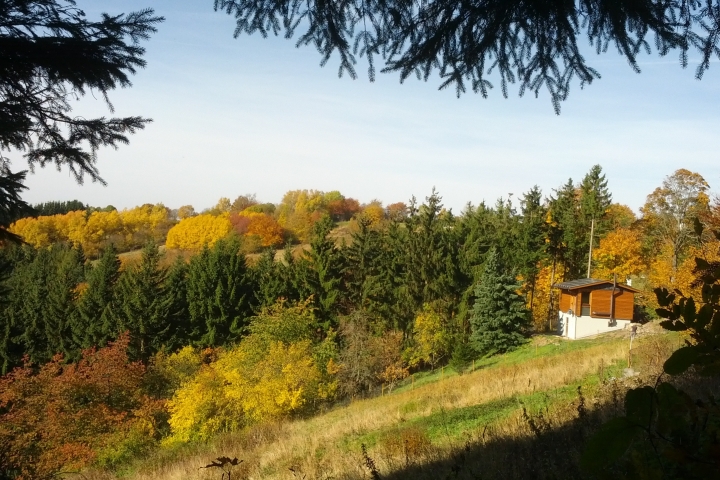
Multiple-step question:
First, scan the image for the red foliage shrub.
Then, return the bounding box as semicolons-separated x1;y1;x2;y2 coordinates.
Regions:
0;333;164;480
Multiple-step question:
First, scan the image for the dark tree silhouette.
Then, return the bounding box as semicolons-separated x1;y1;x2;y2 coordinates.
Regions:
215;0;720;113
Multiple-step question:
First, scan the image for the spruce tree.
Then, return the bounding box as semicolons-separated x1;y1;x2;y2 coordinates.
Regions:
517;186;548;311
112;242;173;361
251;248;285;310
186;237;252;347
44;246;85;360
470;248;529;355
404;189;463;316
341;215;384;313
76;244;121;349
300;215;343;329
164;254;190;351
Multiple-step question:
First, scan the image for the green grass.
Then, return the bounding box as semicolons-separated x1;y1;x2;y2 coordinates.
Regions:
393;334;626;395
347;355;628;452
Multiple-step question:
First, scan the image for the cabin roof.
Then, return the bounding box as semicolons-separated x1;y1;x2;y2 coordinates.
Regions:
553;278;640;293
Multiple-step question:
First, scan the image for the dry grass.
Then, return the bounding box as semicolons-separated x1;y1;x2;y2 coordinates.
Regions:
105;334;663;480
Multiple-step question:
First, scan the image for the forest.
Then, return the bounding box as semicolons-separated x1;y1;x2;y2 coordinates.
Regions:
1;165;718;480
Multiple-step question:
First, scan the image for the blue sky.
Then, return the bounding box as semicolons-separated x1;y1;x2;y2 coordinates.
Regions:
20;0;720;214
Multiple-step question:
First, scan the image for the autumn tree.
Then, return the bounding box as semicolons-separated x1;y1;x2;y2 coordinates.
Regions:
231;194;257;212
605;204;637;230
337;310;406;396
0;334;161;480
411;304;453;369
386;202;408;222
176;205;196;220
592;228;644;281
231;211;284;247
165;213;233;250
165;300;337;443
642;169;710;281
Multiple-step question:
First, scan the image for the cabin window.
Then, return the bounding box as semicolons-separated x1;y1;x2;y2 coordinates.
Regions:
581;292;591;316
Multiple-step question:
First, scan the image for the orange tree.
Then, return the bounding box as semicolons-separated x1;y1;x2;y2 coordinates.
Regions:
582;224;720;478
0;334;163;480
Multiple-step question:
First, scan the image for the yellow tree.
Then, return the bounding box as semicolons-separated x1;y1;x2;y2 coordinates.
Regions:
8;216;56;247
592;228;644;280
411;304;452;369
55;210;88;248
641;169;710;280
177;205;196;220
359;201;385;227
165;213;232;250
82;210;123;257
605;203;637;230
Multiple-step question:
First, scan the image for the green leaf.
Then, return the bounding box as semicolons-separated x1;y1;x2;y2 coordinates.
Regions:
580;417;639;472
663;346;700;375
625;386;655;427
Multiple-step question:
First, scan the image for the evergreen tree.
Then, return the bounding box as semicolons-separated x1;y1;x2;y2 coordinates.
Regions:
549;178;584;278
76;244;121;349
580;165;613;275
164;254;190;351
0;245;31;372
470;248;529;355
186;237;252;347
517;186;548;310
373;221;415;332
31;200;87;217
300;215;343;329
0;169;33;243
0;245;84;369
44;245;85;360
112;242;173;361
251;248;286;310
341;215;384;313
404;190;463;317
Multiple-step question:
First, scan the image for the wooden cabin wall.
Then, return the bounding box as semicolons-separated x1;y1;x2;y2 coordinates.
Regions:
560;290;572;312
590;289;634;321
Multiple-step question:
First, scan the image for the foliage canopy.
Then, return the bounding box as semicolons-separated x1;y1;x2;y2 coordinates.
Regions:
214;0;720;112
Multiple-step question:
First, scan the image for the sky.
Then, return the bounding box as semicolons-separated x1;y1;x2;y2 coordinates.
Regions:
18;0;720;214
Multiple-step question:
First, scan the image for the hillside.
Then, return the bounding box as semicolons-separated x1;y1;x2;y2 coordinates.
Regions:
113;328;677;480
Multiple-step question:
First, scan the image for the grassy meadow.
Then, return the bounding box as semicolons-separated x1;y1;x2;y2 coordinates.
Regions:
87;327;679;480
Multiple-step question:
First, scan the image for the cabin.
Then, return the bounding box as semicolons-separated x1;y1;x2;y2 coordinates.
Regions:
553;278;639;340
